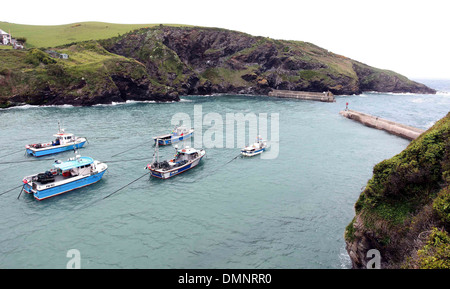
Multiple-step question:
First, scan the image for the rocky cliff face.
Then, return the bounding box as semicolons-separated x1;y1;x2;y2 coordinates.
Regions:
0;26;435;108
0;44;179;108
101;26;435;97
345;113;450;268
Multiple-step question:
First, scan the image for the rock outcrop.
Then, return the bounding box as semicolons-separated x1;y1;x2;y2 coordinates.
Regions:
101;26;435;97
345;113;450;269
0;26;436;108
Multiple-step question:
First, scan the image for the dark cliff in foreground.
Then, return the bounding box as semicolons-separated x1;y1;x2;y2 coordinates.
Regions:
0;26;435;107
345;112;450;269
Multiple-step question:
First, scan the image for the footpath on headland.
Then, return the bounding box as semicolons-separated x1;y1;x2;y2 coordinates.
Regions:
339;109;425;140
268;89;335;102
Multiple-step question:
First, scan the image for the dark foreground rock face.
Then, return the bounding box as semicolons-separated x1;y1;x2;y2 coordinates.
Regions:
0;26;435;108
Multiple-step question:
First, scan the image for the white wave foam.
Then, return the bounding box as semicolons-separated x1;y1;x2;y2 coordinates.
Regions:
411;98;426;103
436;90;450;96
40;104;74;108
364;91;417;96
93;99;178;107
339;246;352;269
425;121;436;128
2;104;74;110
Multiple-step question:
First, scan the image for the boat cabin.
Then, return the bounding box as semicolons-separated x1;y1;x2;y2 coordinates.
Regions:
53;132;75;146
53;156;94;178
172;126;190;136
173;147;200;162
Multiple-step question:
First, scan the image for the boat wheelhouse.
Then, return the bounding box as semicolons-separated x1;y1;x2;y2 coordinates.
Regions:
241;136;267;157
22;154;107;200
147;143;205;179
153;125;194;146
25;123;87;157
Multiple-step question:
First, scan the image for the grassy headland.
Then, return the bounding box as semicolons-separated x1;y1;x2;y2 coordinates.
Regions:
0;22;436;108
0;21;189;48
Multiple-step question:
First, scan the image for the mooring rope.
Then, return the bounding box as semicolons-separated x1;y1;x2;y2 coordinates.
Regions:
0;184;23;197
0;149;24;159
102;171;150;200
110;140;152;158
0;158;51;165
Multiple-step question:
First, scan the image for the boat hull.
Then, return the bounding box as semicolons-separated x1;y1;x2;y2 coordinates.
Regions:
154;131;193;146
23;169;106;200
149;155;204;179
241;148;266;157
26;141;86;157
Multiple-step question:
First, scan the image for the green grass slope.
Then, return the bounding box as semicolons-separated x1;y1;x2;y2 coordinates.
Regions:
0;22;177;48
0;40;172;107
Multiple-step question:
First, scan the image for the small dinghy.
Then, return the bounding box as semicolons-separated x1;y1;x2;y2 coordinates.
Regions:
241;136;267;157
25;122;87;157
22;153;107;200
147;141;205;179
153;125;194;146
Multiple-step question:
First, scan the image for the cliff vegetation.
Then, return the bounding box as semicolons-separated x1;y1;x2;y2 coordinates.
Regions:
0;24;436;108
345;112;450;268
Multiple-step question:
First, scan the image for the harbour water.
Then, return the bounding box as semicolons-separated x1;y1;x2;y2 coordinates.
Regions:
0;79;448;268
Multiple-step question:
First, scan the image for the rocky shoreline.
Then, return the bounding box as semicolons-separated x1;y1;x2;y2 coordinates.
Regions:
0;26;436;108
345;112;450;268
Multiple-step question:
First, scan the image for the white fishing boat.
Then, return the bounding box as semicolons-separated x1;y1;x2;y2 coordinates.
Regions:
153;125;194;146
241;136;267;157
146;141;205;179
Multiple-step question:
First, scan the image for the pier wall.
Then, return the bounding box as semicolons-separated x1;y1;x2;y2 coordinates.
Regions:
339;109;425;140
268;90;335;102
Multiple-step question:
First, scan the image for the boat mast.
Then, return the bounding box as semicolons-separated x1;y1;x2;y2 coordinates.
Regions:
57;120;64;134
156;138;160;163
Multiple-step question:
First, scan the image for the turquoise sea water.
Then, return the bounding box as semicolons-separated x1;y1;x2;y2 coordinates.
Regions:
0;80;449;269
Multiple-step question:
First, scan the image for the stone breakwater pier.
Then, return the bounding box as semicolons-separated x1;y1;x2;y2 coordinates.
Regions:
340;109;425;140
268;89;335;102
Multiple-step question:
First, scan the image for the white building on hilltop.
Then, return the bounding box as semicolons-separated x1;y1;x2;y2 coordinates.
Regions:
0;29;11;45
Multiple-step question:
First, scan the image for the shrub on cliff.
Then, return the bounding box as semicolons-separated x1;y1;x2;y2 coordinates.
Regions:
346;112;450;268
417;228;450;269
354;113;450;225
433;186;450;224
25;48;56;66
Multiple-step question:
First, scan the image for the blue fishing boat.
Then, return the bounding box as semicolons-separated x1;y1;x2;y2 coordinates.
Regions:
241;136;267;157
25;122;87;157
153;125;194;146
22;154;107;200
147;142;205;179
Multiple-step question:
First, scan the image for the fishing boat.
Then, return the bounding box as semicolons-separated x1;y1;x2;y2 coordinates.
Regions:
153;125;194;146
25;122;87;157
22;153;107;200
241;136;267;157
147;141;205;179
